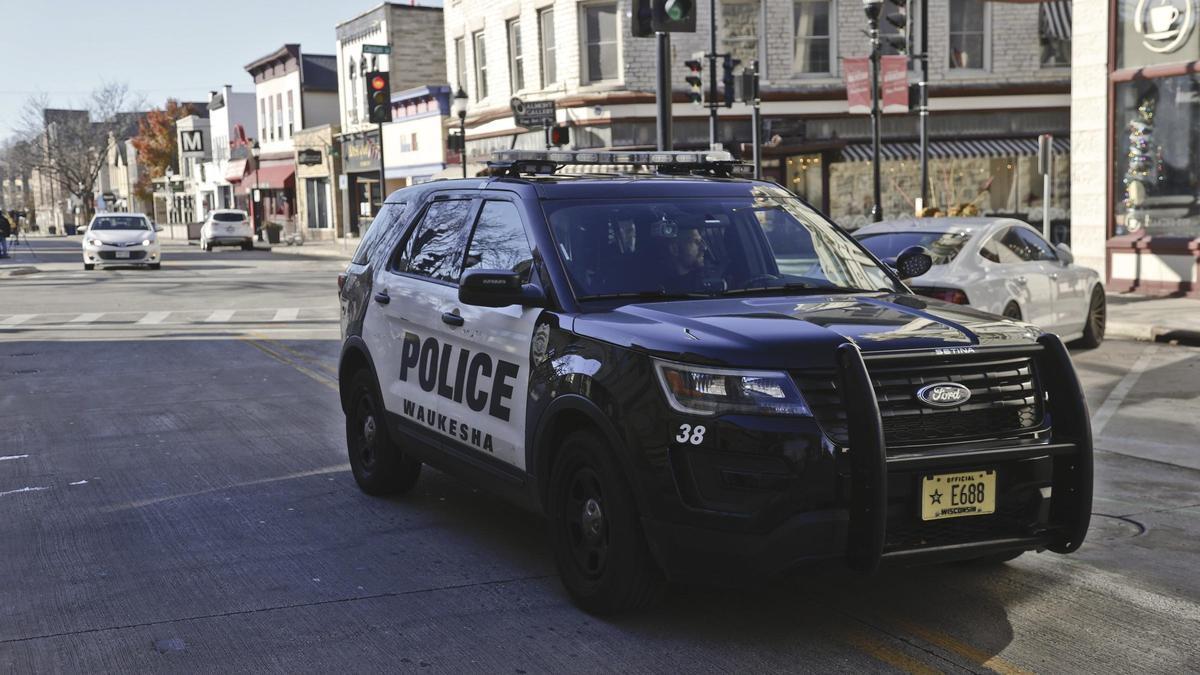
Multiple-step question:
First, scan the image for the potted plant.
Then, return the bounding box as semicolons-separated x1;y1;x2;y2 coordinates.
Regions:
264;221;283;244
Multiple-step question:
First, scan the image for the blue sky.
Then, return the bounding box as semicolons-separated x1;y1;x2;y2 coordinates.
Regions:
0;0;442;137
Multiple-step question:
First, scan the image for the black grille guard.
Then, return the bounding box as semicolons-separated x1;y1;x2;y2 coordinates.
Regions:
837;334;1094;573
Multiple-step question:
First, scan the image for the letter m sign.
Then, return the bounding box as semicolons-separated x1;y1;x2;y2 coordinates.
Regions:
179;130;205;157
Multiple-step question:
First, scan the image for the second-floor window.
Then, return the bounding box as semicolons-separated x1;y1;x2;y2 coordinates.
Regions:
260;98;267;140
287;91;294;136
582;2;619;83
540;9;557;87
949;0;987;70
454;37;467;91
1040;0;1071;67
793;0;833;75
275;93;283;140
722;0;761;68
473;31;488;100
508;19;525;93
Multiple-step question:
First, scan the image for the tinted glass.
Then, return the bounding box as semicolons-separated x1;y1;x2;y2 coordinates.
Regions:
395;199;473;282
90;216;150;230
856;231;972;265
996;227;1057;263
544;197;898;300
212;212;246;222
352;202;407;265
464;201;534;281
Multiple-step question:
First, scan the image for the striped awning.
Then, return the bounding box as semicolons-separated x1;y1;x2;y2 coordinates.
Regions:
840;137;1070;162
1041;0;1072;41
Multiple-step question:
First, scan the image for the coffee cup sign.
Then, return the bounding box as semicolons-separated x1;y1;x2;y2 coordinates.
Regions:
1135;0;1195;53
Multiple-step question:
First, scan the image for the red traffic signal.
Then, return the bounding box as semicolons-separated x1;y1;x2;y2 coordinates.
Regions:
549;124;570;147
370;75;387;91
364;71;392;124
684;58;703;106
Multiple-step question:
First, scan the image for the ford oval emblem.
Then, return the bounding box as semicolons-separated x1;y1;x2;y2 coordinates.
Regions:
916;382;971;408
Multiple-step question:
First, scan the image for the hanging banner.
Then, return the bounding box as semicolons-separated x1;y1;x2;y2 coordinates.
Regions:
843;57;870;114
881;55;910;114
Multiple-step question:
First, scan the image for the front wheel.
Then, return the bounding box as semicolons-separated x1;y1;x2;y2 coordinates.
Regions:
1074;287;1106;349
345;370;421;496
83;263;94;271
548;431;663;614
148;262;161;270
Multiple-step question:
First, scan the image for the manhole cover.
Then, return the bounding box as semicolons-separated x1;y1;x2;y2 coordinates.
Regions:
1089;513;1145;541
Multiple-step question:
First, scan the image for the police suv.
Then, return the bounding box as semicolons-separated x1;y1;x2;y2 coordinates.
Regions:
337;150;1092;614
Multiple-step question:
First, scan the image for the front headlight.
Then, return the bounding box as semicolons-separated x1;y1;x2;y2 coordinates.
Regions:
142;239;152;246
87;238;104;247
654;360;811;417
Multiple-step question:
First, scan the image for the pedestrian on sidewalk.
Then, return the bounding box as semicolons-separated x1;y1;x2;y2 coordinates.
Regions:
0;211;13;258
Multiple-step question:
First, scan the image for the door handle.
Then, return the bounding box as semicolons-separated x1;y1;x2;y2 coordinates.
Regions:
441;312;464;327
373;290;390;305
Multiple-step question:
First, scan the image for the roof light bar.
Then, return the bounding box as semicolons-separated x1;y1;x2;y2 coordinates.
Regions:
492;149;735;166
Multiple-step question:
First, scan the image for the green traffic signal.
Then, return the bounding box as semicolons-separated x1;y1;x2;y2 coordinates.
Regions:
663;0;691;21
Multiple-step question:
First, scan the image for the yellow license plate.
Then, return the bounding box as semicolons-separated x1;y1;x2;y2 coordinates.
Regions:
921;470;996;521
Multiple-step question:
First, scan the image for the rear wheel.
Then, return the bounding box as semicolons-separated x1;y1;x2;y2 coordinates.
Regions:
548;431;663;614
148;262;161;270
1074;287;1106;349
241;239;253;251
1002;301;1022;321
345;369;421;496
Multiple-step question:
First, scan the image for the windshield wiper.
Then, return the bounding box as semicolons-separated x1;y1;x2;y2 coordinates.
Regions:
577;290;712;302
721;283;889;297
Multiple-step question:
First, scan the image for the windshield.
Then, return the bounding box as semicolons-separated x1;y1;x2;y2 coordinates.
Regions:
856;231;972;265
90;216;150;231
543;196;899;301
212;212;246;222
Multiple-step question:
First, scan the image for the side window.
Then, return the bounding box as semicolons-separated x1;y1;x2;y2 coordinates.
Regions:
463;200;535;281
1013;227;1058;262
394;199;474;283
985;228;1034;264
351;202;406;265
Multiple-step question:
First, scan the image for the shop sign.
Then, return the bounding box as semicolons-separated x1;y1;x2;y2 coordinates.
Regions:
1135;0;1195;53
179;130;206;158
1119;0;1200;68
511;98;556;128
298;149;323;166
341;132;381;173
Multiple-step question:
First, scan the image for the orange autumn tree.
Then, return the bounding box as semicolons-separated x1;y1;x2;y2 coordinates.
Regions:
131;99;195;204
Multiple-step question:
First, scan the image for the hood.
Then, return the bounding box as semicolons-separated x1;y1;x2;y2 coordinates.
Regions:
571;293;1041;370
89;229;153;244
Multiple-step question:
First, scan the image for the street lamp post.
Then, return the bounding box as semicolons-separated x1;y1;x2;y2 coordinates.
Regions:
863;0;883;223
452;87;468;179
250;140;262;241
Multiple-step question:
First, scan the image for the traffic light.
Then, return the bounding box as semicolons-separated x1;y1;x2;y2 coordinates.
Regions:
549;124;570;147
632;0;654;37
882;0;909;55
721;55;741;108
365;71;392;124
684;57;703;106
653;0;696;33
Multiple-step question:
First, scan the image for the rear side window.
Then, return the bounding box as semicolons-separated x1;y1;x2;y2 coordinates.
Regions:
462;201;534;281
352;202;406;265
394;199;474;283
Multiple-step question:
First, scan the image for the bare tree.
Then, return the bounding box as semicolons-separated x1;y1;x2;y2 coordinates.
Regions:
9;83;143;223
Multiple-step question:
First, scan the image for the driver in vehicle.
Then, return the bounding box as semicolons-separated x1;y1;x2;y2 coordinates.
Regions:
654;222;709;292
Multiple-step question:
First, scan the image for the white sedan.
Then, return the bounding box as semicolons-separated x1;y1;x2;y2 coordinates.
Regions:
81;213;162;270
854;217;1106;347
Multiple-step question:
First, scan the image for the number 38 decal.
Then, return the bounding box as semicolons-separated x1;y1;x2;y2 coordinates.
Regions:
676;424;707;445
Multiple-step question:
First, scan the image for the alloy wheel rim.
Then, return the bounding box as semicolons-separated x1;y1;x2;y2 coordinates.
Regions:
565;467;608;579
356;394;377;469
1091;292;1106;337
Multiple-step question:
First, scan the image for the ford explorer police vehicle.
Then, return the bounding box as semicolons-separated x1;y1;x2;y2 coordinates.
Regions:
336;150;1093;614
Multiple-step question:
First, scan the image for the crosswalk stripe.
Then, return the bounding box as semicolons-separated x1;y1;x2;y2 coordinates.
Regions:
272;308;300;322
138;311;171;325
205;309;235;323
1;315;34;326
69;313;104;324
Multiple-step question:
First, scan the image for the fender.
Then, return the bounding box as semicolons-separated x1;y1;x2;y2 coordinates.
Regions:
338;336;383;415
528;393;643;515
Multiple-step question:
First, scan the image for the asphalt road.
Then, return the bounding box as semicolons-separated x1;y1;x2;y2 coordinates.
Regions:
2;238;1198;673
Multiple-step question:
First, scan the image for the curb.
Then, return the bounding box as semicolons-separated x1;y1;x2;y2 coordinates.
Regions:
1108;320;1200;345
0;266;40;277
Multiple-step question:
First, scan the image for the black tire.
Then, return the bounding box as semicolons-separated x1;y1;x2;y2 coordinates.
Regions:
1074;287;1106;349
344;369;421;496
83;263;94;270
548;430;663;615
149;263;161;270
1002;301;1022;321
241;240;253;251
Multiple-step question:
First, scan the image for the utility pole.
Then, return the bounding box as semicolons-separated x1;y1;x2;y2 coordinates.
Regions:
377;123;386;212
750;61;761;180
656;32;673;151
708;0;718;148
918;0;930;214
865;0;883;223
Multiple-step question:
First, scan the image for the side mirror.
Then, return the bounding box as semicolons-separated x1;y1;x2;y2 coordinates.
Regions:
1055;242;1073;265
459;269;546;308
893;245;933;280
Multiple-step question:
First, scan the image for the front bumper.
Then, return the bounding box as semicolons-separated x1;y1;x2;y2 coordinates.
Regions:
83;243;161;265
638;334;1092;582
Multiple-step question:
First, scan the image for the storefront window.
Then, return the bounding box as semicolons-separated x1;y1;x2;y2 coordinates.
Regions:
1113;73;1200;237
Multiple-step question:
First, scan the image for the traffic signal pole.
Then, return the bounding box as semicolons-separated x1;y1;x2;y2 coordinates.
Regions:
656;31;673;151
708;0;718;148
918;0;930;214
377;122;386;212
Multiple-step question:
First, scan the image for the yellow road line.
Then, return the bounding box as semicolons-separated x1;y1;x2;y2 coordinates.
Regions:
894;620;1032;675
242;338;339;392
842;628;945;675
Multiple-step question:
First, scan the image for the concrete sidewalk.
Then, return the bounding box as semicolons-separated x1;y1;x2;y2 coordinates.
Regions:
252;238;355;261
1107;293;1200;343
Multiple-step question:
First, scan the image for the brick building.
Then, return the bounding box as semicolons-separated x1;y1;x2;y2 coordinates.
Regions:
445;0;1073;230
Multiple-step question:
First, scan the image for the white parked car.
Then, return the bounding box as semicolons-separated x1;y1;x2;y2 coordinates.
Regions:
199;209;254;251
854;217;1106;347
81;213;161;270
